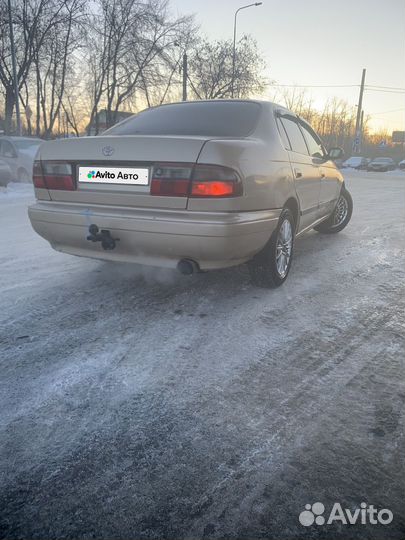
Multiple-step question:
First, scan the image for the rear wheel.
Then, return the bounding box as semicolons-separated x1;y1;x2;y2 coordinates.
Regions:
314;188;353;234
248;208;294;288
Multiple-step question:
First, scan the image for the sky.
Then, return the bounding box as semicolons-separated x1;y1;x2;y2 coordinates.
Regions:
171;0;405;134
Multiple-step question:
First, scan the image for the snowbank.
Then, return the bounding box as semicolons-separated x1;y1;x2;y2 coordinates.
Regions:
0;181;34;203
343;168;405;180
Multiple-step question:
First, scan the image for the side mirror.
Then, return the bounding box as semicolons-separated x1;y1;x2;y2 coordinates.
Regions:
328;147;344;160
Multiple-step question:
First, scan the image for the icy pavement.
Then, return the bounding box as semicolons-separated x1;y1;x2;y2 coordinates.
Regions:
0;181;34;202
0;171;404;539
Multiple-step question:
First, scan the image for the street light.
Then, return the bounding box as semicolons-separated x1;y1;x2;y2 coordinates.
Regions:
231;2;262;98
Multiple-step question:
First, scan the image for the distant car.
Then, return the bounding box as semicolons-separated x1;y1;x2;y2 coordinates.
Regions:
367;157;397;172
398;159;405;170
342;156;369;170
0;136;43;181
361;158;371;170
0;158;12;186
28;99;353;288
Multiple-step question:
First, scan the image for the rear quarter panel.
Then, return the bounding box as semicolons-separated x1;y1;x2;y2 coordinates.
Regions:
188;105;296;212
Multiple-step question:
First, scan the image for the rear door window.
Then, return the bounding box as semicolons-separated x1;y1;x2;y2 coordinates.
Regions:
276;118;291;150
279;117;309;155
299;123;325;159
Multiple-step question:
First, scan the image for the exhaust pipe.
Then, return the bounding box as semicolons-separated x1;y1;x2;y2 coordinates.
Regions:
177;258;200;275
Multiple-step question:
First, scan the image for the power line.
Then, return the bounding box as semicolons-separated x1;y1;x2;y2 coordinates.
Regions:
366;85;405;91
270;84;360;88
269;83;405;93
365;88;405;94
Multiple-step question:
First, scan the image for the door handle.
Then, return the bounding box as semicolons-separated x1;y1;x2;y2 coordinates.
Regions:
320;170;326;178
294;168;302;178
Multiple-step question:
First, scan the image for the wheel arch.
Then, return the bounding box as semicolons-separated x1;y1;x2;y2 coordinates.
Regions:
284;197;299;232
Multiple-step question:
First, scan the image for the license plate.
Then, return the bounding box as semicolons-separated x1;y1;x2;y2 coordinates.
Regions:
78;166;149;186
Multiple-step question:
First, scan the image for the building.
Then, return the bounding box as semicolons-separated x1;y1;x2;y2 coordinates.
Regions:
87;109;134;135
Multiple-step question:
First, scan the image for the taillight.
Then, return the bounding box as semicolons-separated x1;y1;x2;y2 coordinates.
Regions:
151;164;193;196
33;160;75;191
150;163;242;198
33;160;46;188
191;165;242;197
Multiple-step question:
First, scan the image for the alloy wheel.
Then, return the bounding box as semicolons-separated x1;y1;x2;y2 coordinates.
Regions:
332;195;349;227
276;218;293;278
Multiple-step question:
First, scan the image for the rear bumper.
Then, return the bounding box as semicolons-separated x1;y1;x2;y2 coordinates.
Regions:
28;201;281;270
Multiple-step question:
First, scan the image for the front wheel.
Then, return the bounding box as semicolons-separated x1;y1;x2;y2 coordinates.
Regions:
248;208;295;288
314;188;353;234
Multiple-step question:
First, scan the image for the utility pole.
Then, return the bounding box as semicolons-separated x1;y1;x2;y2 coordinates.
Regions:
359;109;364;151
7;0;22;135
182;52;187;101
353;68;366;154
231;3;262;98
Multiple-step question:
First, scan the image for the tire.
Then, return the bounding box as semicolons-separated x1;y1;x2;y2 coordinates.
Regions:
248;208;294;288
18;168;30;182
314;187;353;234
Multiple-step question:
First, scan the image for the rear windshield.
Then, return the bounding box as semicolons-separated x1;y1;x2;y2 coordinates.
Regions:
104;101;261;138
373;158;392;163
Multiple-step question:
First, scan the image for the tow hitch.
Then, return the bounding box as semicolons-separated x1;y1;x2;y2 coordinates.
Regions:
87;224;119;250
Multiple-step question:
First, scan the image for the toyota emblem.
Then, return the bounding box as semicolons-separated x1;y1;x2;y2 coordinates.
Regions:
102;145;114;157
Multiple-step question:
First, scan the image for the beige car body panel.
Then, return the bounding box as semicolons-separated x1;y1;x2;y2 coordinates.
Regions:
28;100;344;270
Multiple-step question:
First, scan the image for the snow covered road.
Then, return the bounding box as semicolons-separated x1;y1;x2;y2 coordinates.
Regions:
0;171;404;539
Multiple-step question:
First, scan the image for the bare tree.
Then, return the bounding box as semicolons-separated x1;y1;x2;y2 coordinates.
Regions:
277;87;315;119
276;88;359;154
0;0;86;135
61;87;87;137
137;23;197;107
85;0;194;134
33;0;86;137
0;0;42;133
187;35;266;100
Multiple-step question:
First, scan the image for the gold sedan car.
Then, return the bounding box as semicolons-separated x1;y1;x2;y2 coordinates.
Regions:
28;100;352;288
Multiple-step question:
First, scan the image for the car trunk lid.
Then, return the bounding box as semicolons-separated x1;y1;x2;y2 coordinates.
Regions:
38;135;210;209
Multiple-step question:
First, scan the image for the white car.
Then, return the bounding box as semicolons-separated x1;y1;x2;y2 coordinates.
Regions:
0;136;43;181
342;156;369;170
0;158;12;186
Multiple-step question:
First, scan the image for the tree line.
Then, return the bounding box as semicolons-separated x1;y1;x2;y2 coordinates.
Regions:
270;87;398;157
0;0;394;157
0;0;266;137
